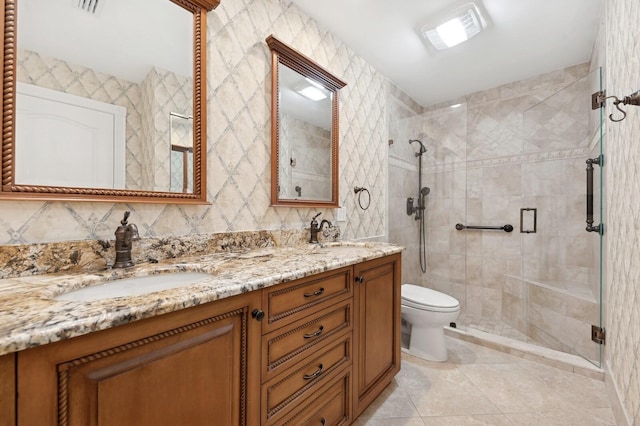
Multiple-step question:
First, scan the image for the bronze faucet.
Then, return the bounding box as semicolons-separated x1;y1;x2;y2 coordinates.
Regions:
309;212;331;244
113;211;140;268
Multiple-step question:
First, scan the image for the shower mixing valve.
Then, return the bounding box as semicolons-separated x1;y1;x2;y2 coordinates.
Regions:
407;197;415;216
406;197;424;219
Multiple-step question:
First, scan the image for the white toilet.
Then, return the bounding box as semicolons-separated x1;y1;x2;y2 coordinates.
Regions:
401;284;460;362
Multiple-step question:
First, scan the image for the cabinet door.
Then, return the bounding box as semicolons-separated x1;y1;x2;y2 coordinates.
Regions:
352;253;401;417
17;292;261;426
0;353;16;426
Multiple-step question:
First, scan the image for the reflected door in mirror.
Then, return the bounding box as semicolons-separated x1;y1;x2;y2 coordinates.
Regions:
16;83;126;189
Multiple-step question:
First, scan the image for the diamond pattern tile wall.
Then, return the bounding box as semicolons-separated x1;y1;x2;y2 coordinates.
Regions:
1;0;388;244
605;0;640;424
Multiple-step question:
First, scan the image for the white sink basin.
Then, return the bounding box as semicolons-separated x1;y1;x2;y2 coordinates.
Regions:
54;272;213;302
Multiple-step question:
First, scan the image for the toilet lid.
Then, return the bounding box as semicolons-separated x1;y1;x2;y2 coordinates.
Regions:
401;284;459;310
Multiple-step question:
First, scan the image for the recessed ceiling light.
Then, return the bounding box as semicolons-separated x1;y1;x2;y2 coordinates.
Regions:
422;2;487;50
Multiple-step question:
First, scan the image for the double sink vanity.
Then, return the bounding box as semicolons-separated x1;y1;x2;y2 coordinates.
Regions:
0;0;401;423
0;238;403;425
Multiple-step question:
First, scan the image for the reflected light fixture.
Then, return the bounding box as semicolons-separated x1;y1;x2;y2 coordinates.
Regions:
296;86;327;101
422;2;487;50
296;78;328;101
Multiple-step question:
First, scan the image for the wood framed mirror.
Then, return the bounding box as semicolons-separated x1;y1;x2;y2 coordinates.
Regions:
0;0;219;203
266;35;346;208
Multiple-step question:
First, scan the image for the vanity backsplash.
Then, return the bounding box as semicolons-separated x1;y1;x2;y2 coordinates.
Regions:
0;226;341;279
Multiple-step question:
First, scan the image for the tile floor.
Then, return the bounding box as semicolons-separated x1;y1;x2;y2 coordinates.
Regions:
353;337;616;425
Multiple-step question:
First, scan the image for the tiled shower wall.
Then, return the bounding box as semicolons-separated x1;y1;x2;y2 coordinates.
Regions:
0;0;388;244
388;63;599;358
605;0;640;424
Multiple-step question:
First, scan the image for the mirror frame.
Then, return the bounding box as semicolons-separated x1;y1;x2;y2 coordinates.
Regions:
266;35;346;208
0;0;219;204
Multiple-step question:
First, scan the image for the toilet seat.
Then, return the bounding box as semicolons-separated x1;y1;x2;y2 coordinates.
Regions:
401;284;460;313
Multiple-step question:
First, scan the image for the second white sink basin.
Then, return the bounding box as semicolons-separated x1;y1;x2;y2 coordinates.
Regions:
54;272;213;302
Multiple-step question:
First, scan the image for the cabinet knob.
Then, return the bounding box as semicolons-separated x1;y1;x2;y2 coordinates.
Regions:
355;276;365;283
321;418;326;425
251;309;265;321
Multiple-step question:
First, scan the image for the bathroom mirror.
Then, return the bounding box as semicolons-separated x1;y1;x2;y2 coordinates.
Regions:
266;35;346;207
0;0;219;203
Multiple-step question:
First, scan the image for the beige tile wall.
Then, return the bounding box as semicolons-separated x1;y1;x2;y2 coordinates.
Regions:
388;63;600;359
0;0;388;244
605;0;640;424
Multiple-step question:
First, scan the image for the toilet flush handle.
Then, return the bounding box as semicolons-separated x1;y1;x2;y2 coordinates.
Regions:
355;276;365;284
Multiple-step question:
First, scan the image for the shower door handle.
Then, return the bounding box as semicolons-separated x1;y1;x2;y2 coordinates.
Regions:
586;156;601;233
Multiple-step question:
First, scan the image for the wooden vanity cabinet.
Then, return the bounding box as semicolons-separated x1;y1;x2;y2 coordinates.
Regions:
353;253;402;418
16;291;262;426
0;353;16;426
260;266;354;425
10;253;401;425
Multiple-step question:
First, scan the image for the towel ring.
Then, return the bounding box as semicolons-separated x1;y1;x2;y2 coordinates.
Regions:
354;186;371;210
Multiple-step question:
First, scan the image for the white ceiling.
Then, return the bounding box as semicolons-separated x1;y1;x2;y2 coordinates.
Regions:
290;0;603;107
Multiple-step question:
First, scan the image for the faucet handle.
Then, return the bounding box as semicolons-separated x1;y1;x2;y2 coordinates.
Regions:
121;210;131;226
312;212;322;221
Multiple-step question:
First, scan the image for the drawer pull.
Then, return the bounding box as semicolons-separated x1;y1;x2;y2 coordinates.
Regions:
303;325;324;339
321;418;326;425
303;364;324;380
304;287;325;298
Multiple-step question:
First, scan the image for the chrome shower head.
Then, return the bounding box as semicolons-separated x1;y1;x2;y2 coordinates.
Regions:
409;139;427;156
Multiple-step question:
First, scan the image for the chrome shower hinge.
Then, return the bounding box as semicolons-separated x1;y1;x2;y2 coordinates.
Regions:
591;325;606;345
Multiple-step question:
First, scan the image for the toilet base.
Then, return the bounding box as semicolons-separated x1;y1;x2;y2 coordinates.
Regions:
406;325;449;362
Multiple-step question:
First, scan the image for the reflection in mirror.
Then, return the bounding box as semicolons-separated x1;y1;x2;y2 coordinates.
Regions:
16;0;191;192
266;35;346;208
1;0;216;203
278;63;333;201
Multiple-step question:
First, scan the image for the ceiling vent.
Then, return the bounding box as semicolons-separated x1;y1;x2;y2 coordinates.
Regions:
75;0;101;15
421;2;487;50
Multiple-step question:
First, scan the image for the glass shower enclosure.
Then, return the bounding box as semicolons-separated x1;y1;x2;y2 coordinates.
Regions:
388;65;605;367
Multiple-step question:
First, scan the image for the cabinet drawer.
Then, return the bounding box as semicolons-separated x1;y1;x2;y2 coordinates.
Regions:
263;300;352;382
263;267;352;333
262;334;351;424
280;366;351;426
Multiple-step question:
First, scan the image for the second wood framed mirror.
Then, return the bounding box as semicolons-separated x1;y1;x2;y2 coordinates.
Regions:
266;35;346;208
0;0;219;204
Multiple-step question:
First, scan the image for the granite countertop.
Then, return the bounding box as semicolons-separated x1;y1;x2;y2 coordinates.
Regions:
0;241;403;356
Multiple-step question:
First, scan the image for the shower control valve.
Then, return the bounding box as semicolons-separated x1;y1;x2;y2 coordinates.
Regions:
406;197;416;216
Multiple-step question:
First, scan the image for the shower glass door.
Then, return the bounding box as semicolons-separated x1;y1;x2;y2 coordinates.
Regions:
518;67;604;367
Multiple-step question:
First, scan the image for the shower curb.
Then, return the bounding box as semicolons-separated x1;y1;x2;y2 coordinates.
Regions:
444;326;604;381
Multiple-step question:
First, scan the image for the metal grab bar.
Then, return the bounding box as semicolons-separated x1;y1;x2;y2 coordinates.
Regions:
455;223;513;232
586;156;601;233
